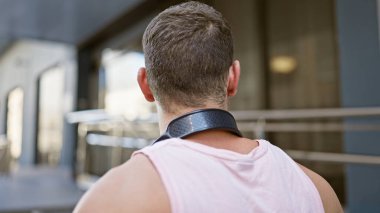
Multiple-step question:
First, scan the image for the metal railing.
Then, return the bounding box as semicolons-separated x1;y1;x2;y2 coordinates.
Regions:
233;107;380;120
69;112;159;189
232;107;380;165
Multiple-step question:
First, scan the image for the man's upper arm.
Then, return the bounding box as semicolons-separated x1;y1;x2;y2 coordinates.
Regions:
298;163;343;213
74;154;170;213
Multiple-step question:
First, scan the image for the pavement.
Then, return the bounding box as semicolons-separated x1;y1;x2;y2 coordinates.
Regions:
0;166;84;212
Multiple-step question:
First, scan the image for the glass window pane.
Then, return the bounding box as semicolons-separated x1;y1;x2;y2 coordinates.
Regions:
7;87;24;161
102;50;155;120
37;67;64;166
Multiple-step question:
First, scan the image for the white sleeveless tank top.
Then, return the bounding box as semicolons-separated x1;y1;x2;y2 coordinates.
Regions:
133;139;324;213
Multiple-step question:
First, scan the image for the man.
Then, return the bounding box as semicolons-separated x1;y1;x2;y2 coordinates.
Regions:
74;1;343;212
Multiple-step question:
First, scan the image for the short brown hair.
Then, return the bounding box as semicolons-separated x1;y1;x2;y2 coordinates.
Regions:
143;1;233;113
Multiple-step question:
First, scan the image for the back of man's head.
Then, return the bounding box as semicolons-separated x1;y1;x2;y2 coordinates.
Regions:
143;1;233;113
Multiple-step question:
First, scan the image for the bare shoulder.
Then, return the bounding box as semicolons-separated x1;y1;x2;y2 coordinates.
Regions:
74;154;170;213
298;163;344;213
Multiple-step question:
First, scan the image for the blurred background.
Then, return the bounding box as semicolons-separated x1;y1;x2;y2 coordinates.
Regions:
0;0;379;212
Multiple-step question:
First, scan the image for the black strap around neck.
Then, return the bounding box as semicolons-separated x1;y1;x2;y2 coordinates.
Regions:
154;108;242;144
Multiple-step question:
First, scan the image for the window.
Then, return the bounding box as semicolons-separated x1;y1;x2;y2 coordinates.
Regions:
6;87;24;162
102;50;155;120
36;67;65;166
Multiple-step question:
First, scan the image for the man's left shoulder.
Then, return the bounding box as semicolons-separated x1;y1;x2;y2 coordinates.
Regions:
74;154;170;213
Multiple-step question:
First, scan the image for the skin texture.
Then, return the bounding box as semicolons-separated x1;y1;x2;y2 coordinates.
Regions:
74;61;343;213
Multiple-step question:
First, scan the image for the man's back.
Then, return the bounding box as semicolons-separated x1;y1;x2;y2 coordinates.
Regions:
74;133;342;212
133;138;324;212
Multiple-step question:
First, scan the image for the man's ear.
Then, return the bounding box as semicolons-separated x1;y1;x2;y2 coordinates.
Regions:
227;60;240;97
137;67;155;102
